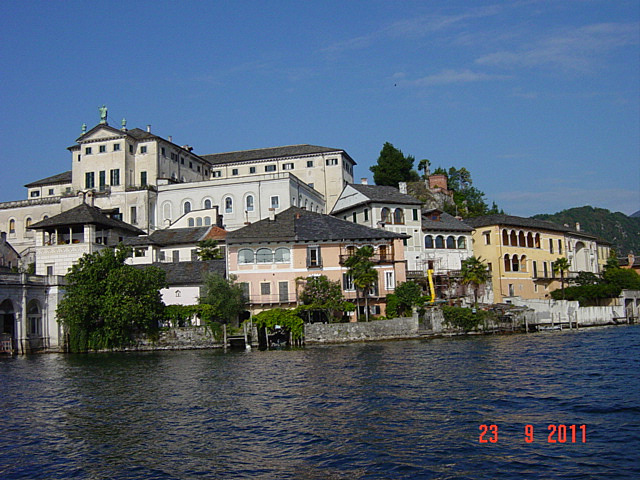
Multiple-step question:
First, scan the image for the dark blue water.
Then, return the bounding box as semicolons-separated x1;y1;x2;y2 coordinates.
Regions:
1;326;639;479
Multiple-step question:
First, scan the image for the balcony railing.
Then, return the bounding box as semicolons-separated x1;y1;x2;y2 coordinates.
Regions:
339;254;395;265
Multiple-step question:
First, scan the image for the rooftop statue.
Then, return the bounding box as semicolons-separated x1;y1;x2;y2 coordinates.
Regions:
99;105;108;124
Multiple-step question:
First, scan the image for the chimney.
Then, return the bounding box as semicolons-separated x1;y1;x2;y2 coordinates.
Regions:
168;136;173;143
399;182;407;194
146;125;151;133
575;222;581;231
87;191;95;207
361;178;368;185
1;231;6;244
295;212;301;219
268;208;276;221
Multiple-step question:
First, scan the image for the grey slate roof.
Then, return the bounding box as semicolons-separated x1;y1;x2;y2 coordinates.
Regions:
124;227;212;247
24;171;72;188
29;203;144;234
202;144;355;166
332;184;422;214
227;207;407;244
142;260;226;286
422;209;473;232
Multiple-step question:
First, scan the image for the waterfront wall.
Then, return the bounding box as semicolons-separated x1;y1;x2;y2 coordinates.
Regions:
509;298;628;327
305;317;420;344
133;326;223;350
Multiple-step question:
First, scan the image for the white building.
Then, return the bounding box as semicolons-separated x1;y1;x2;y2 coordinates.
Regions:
201;144;355;211
156;172;324;231
331;182;424;270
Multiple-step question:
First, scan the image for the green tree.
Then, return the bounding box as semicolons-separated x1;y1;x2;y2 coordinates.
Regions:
369;142;419;187
199;273;246;325
388;281;423;317
196;239;223;260
417;159;431;179
552;257;571;300
460;256;490;306
253;308;304;342
433;166;497;217
344;246;378;321
299;275;351;322
57;246;166;352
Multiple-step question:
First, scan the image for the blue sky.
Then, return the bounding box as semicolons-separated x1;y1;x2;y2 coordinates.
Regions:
1;0;638;216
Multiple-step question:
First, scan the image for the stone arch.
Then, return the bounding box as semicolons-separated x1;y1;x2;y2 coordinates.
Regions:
518;231;526;247
425;235;434;248
435;235;444;249
510;230;517;246
446;236;456;249
574;241;589;271
520;255;527;272
457;236;466;249
512;254;520;272
502;229;509;245
0;299;15;341
203;198;212;210
504;254;511;272
527;232;534;248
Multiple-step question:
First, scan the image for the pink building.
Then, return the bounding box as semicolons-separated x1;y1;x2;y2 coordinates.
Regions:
227;207;408;319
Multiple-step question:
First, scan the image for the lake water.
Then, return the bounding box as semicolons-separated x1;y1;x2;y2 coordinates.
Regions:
1;326;639;479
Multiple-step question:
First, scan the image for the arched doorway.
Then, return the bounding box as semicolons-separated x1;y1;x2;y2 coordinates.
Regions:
1;299;15;354
574;242;588;271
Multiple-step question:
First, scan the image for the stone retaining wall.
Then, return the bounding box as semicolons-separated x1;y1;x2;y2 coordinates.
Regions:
305;317;420;344
132;326;223;351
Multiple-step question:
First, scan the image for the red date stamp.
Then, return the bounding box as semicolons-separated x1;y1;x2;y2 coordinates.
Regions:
479;424;587;444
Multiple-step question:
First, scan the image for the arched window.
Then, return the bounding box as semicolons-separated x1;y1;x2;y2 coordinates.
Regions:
393;208;404;225
256;248;273;263
518;231;526;247
204;217;211;226
535;233;541;248
527;232;534;248
381;208;390;223
457;236;466;249
238;249;254;264
224;197;233;213
196;217;203;226
25;218;32;230
188;218;195;227
183;201;191;214
520;255;527;272
163;203;171;221
425;235;434;248
446;236;455;249
502;229;509;245
510;230;517;246
9;219;15;234
504;254;511;272
204;199;212;209
274;247;291;263
27;300;42;337
512;254;519;272
435;235;444;249
42;215;48;220
246;195;254;212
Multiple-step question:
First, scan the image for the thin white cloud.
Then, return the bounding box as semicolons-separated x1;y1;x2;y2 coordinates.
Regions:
322;5;507;55
410;69;509;87
476;22;639;72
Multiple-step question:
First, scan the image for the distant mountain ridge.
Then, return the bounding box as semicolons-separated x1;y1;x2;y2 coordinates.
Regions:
532;206;640;255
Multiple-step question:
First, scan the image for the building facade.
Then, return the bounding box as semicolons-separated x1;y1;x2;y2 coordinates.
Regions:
227;207;407;318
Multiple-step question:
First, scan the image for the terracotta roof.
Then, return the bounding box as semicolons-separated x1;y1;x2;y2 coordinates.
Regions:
24;171;72;188
202;144;355;166
227;207;407;244
203;226;227;241
29;203;144;235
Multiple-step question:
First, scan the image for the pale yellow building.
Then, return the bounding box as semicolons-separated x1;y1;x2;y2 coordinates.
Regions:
466;215;574;303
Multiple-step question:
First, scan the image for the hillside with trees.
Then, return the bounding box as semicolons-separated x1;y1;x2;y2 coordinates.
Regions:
533;206;640;255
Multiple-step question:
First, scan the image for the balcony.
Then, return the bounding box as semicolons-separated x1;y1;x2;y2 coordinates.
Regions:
339;254;395;265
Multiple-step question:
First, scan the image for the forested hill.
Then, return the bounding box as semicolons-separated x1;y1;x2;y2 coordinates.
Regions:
533;206;640;255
